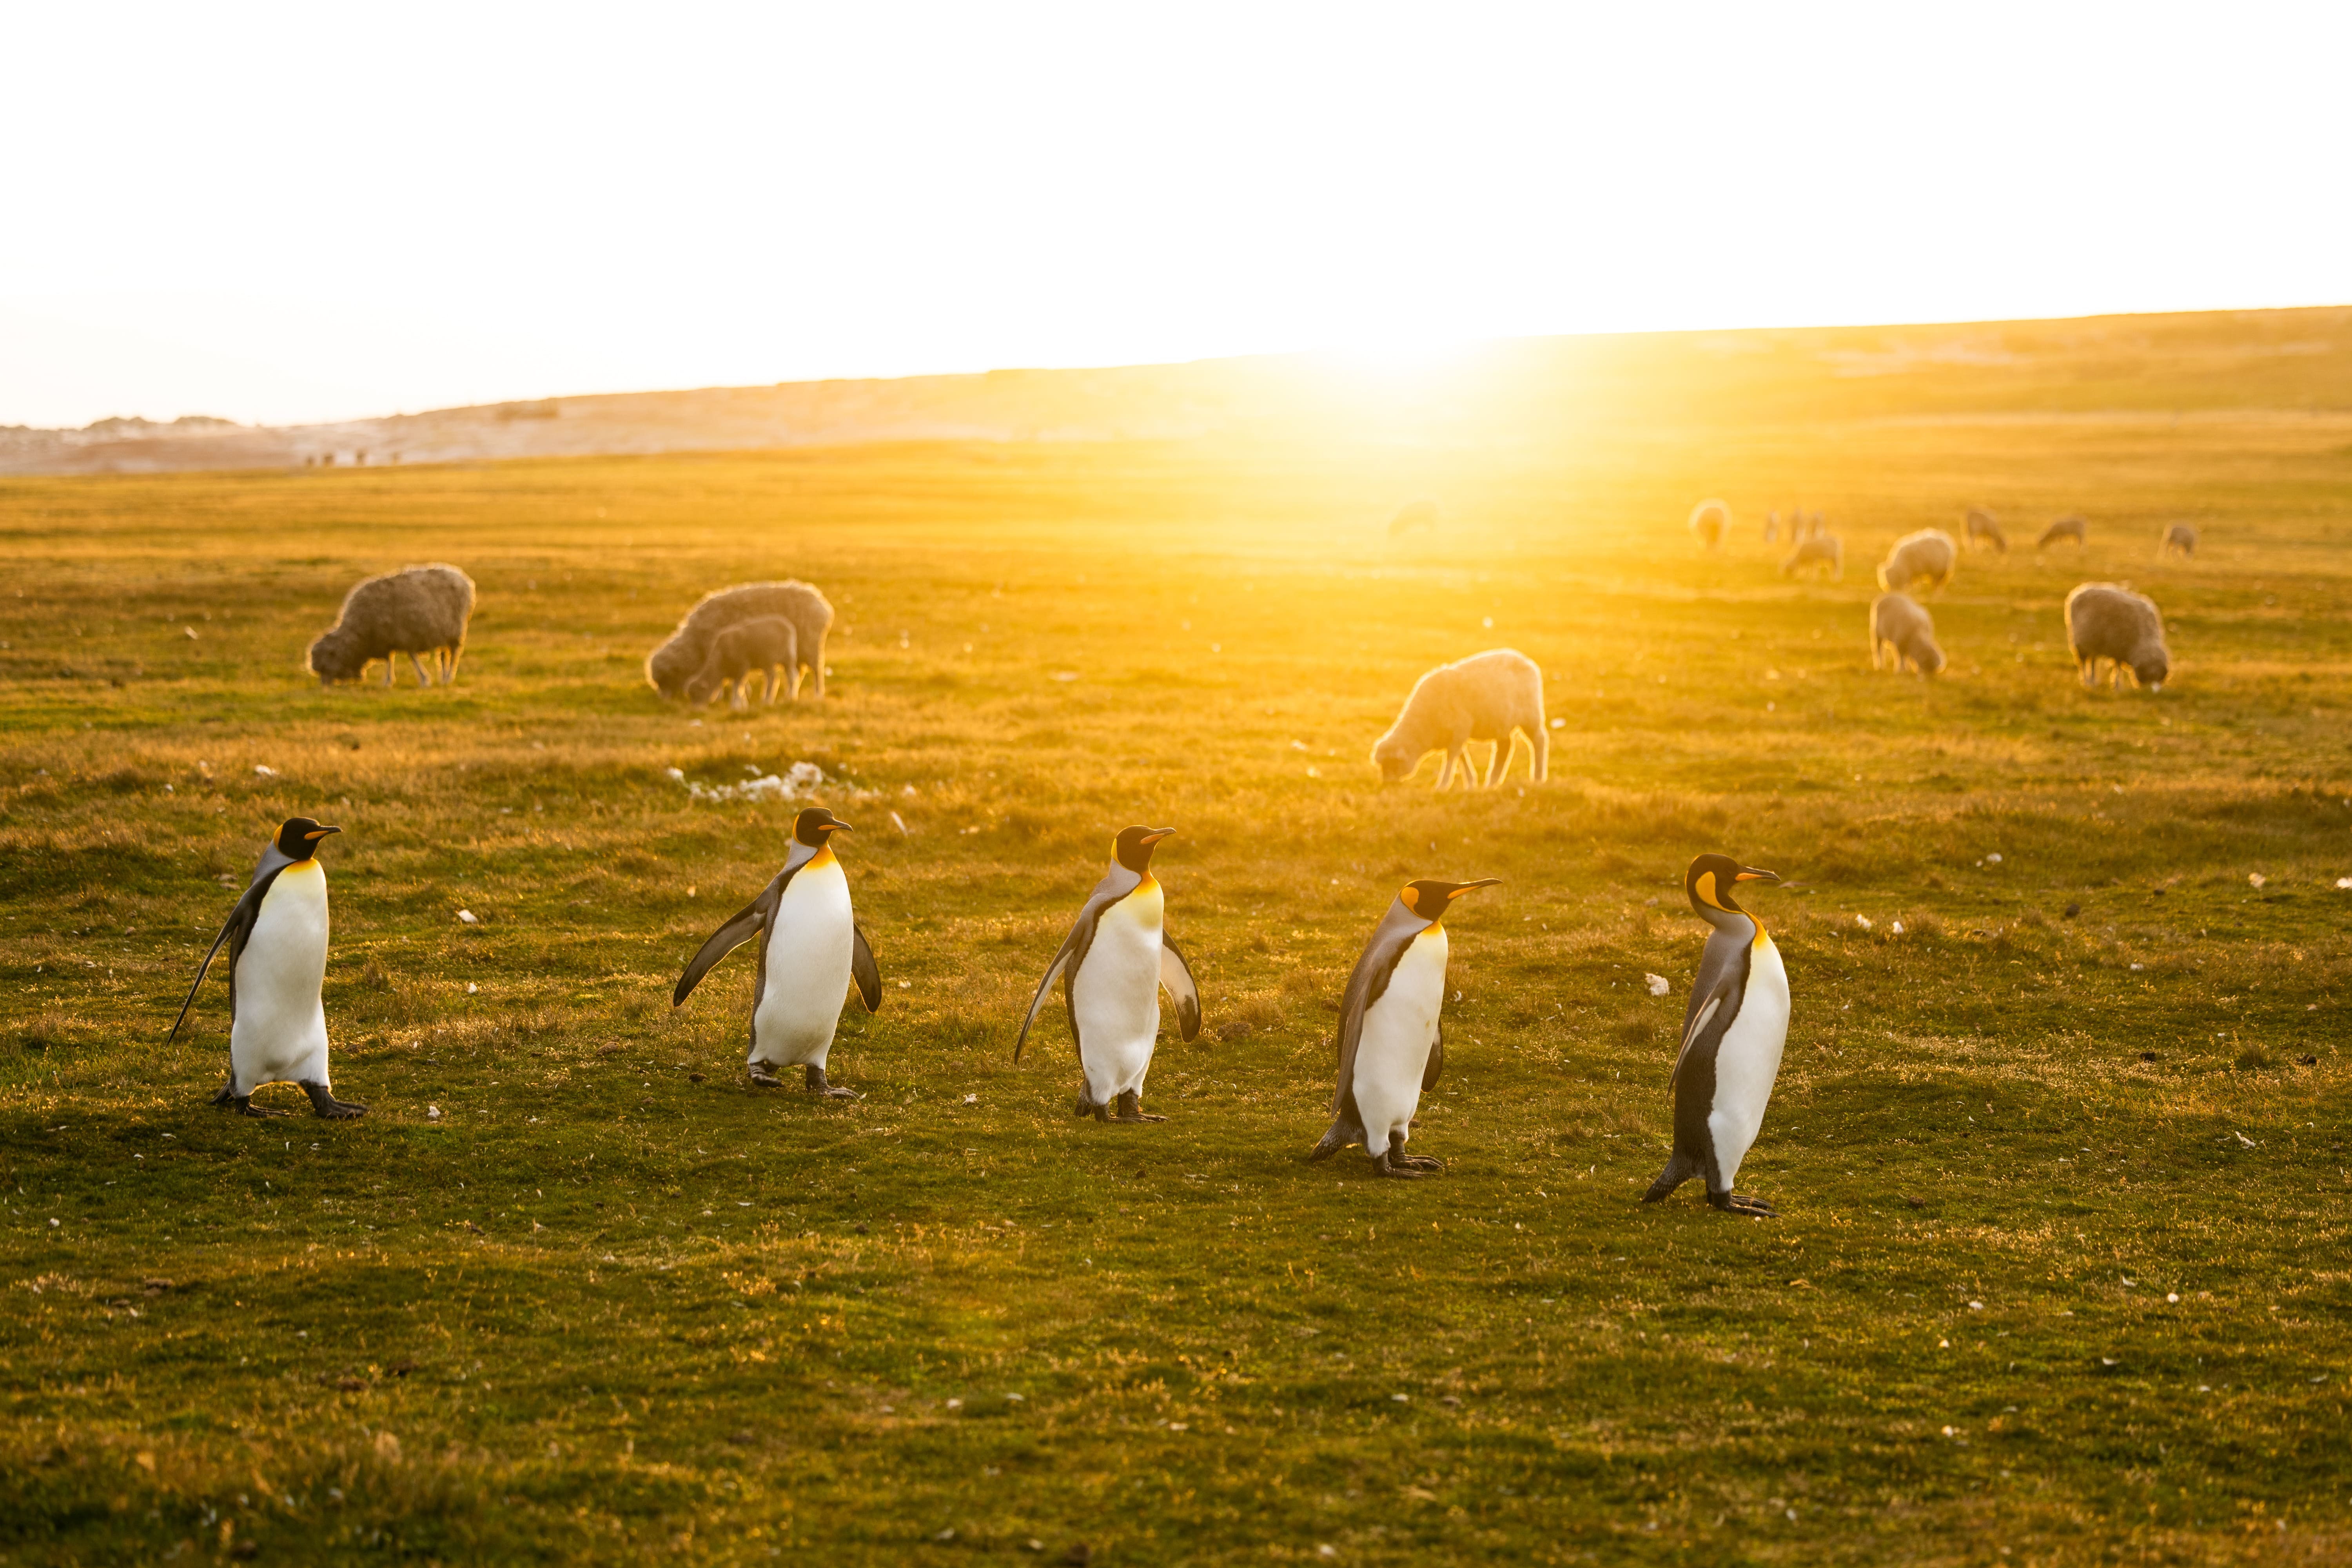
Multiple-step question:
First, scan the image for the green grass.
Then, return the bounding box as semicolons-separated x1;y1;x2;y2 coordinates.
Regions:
3;398;2350;1564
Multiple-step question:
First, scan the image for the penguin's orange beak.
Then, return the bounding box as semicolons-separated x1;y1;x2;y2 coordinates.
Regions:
1734;867;1779;884
1140;828;1176;845
305;826;343;841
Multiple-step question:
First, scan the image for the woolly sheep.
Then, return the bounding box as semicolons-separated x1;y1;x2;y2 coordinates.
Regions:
2160;523;2198;559
2065;583;2170;692
1688;499;1731;551
306;563;475;687
1781;534;1843;580
1371;649;1548;790
1869;592;1945;675
685;617;800;711
646;581;833;701
1965;508;2008;552
2038;515;2086;550
1876;528;1958;596
1388;498;1440;538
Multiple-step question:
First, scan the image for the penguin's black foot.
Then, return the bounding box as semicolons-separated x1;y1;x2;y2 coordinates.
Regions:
1708;1190;1778;1218
805;1065;859;1100
1112;1091;1166;1123
747;1062;788;1089
216;1092;287;1118
1371;1148;1439;1179
301;1082;368;1120
1074;1088;1095;1119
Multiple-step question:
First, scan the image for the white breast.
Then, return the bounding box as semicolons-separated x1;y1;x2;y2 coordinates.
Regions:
1351;926;1448;1156
1705;934;1790;1187
1071;878;1165;1099
751;852;856;1067
230;860;333;1093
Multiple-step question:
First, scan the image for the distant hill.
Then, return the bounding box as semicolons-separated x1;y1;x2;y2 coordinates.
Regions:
6;305;2348;477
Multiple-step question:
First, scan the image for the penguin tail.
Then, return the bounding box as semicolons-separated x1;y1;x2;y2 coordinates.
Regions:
1642;1152;1699;1203
1307;1119;1359;1163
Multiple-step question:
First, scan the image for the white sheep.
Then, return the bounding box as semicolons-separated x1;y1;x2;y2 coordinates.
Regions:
2066;583;2170;692
1964;508;2008;552
2038;515;2087;550
1877;528;1958;596
1371;649;1548;789
1782;534;1843;580
685;617;800;711
1388;498;1440;538
307;564;476;687
646;581;833;700
1688;499;1731;552
2160;523;2198;559
1869;592;1946;675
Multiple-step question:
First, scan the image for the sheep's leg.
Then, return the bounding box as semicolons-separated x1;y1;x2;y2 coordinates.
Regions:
1533;724;1548;784
446;640;464;683
408;652;433;686
383;657;396;688
806;643;824;699
730;678;750;714
1482;740;1502;789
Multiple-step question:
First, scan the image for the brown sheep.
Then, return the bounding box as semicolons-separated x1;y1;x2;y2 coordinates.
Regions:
1371;649;1548;789
685;617;801;711
646;581;833;701
1782;534;1843;580
2038;515;2087;550
1964;508;2008;552
2065;583;2171;692
307;564;476;687
2160;523;2198;559
1688;499;1731;551
1869;592;1945;675
1876;529;1958;596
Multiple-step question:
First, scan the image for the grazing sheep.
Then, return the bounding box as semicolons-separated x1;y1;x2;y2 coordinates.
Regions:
2065;583;2171;692
2160;523;2198;559
684;617;800;711
1876;528;1958;596
1965;508;2009;552
1371;649;1548;789
1869;592;1945;675
2038;515;2086;550
1781;534;1844;580
307;563;476;687
1688;499;1731;551
646;581;833;701
1387;498;1440;538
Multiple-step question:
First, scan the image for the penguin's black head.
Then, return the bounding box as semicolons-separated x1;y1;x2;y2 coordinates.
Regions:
793;808;852;847
1398;877;1502;921
1114;825;1176;873
1687;853;1778;916
275;817;343;860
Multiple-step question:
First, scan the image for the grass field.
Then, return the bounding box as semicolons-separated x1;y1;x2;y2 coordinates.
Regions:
4;367;2352;1563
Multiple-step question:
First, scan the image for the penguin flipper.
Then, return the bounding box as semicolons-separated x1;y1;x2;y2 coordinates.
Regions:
1421;1033;1445;1092
1158;933;1203;1042
1016;901;1105;1062
673;890;771;1007
167;884;267;1043
1013;943;1074;1063
850;923;883;1013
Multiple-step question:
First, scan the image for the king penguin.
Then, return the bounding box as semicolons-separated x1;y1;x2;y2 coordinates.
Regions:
168;815;366;1119
1015;826;1203;1122
1308;877;1501;1177
673;806;883;1095
1643;853;1789;1216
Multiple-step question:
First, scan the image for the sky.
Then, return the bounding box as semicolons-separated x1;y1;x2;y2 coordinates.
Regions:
4;1;2347;430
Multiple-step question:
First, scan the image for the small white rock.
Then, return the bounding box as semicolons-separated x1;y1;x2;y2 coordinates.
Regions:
1855;915;1874;931
1643;973;1670;997
457;909;479;925
466;983;478;995
1890;920;1905;935
962;1094;978;1105
1986;852;2003;865
254;764;278;777
2249;872;2267;888
427;1105;442;1119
